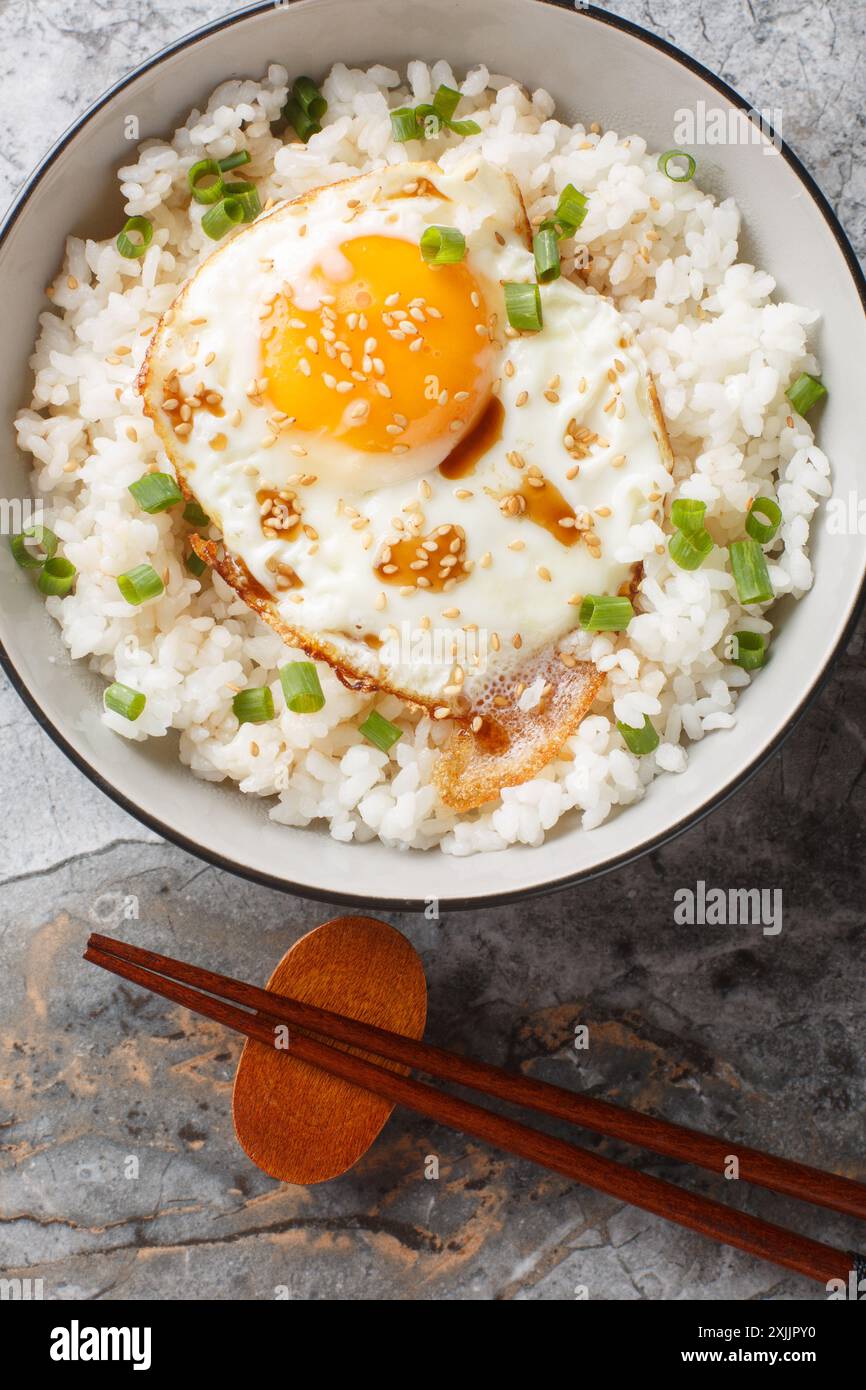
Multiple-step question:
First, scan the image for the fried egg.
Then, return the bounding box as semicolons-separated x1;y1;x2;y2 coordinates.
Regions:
140;158;672;808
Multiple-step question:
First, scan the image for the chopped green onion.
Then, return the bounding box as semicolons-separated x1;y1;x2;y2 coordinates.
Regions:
201;196;245;240
218;150;251;173
415;104;442;138
419;225;466;265
617;715;660;756
504;282;543;332
446;118;481;136
116;216;153;259
128;472;183;514
390;106;421;142
117;563;164;605
658;149;696;182
233;686;275;725
280;661;325;714
533;226;561;283
183;500;210;527
670;498;707;534
432;84;462;122
222;181;261;221
729;538;774;605
731;630;767;670
745;496;782;545
293;76;328;123
360;709;403;752
669;527;713;570
104;682;146;721
786;372;827;415
579;594;635;631
37;556;76;596
185;550;207;578
10;525;57;570
283;97;322;143
187;158;224;204
554;183;589;232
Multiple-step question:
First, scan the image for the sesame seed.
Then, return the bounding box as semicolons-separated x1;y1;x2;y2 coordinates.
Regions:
515;391;528;407
374;592;387;611
595;506;612;517
566;464;580;480
454;488;473;500
409;338;423;352
544;390;560;403
376;382;392;398
442;607;460;619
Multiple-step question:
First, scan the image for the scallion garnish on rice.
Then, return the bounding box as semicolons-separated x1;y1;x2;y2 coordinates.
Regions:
533;226;561;283
419;225;466;265
658;149;697;182
551;183;589;234
104;682;146;721
745;496;782;545
128;472;183;514
233;686;275;724
10;524;57;570
670;498;707;534
117;563;164;605
360;709;403;752
729;538;774;605
578;594;634;631
280;661;325;714
504;282;543;332
188;158;225;205
283;76;328;143
116;216;153;259
390;85;480;143
390;107;421;142
786;372;827;415
617;715;659;755
37;556;77;596
222;181;262;221
218;150;251;173
185;550;207;578
731;630;767;670
669;526;713;570
183;500;210;527
201;196;246;240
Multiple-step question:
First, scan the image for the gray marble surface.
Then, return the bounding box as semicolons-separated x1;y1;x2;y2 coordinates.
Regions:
1;0;863;1302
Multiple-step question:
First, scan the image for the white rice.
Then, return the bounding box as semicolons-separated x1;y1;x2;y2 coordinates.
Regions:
14;60;831;855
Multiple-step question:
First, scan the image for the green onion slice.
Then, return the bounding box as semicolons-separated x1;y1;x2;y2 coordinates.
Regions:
222;181;262;222
185;550;207;578
280;661;325;714
658;149;697;182
218;150;251;173
419;224;466;265
415;104;442;138
729;538;774;605
201;196;246;240
504;282;543;332
283;96;322;143
116;216;153;260
37;556;76;596
293;76;328;122
117;563;164;605
360;709;403;752
554;183;589;232
432;84;462;122
617;715;660;755
104;682;146;721
183;500;210;527
579;594;635;631
233;686;275;725
188;158;224;205
533;226;561;283
10;525;58;570
669;527;714;571
446;118;481;136
670;498;707;534
128;472;183;514
731;630;767;670
745;496;782;545
785;372;827;416
390;106;420;142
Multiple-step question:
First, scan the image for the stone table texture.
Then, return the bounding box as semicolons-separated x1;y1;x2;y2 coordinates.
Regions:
1;0;864;1302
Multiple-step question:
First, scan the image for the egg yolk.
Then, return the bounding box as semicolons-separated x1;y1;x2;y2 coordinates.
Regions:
260;236;494;456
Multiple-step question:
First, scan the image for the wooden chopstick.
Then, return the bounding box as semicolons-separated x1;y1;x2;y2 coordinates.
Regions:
84;938;861;1287
88;932;866;1222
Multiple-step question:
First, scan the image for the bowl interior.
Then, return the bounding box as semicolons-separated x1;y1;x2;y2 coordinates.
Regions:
1;0;863;906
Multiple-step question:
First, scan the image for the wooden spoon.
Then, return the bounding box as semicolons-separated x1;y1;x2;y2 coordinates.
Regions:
232;915;427;1184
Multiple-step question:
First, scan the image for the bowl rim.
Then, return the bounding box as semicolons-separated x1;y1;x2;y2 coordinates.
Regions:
1;0;864;912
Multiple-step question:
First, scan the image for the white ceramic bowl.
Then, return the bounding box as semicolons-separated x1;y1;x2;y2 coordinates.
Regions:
1;0;863;908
